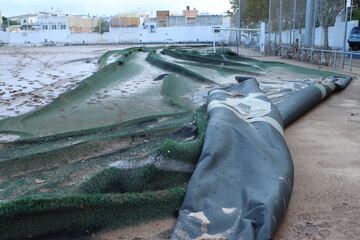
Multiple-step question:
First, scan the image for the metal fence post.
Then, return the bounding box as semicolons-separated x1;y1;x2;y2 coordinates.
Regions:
213;28;216;53
342;4;350;69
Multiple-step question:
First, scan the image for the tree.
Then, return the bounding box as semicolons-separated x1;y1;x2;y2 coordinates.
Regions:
1;16;18;28
94;19;109;34
317;0;344;48
243;0;269;27
227;0;306;30
227;0;244;26
354;0;360;8
227;0;268;27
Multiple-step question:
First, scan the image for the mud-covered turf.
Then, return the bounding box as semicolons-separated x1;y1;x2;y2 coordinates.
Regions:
0;46;343;239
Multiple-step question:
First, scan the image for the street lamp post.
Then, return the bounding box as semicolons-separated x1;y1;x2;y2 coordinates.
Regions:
312;0;318;48
304;0;314;46
269;0;272;42
292;0;297;43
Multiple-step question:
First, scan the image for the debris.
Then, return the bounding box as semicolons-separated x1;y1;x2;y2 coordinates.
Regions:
34;179;46;184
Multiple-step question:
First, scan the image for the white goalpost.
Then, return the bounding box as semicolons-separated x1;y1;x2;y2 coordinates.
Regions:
212;22;266;55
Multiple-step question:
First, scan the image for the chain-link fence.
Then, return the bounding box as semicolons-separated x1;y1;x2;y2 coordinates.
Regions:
226;0;359;71
273;0;360;72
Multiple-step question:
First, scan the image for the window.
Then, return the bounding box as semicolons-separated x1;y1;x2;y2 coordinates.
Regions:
58;23;66;30
186;17;196;25
52;24;57;30
43;25;48;30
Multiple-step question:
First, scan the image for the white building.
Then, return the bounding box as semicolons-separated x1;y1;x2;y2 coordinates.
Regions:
38;15;69;32
9;14;38;30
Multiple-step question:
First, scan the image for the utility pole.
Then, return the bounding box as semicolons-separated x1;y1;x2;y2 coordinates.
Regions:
292;0;297;43
304;0;314;45
239;0;242;50
279;0;283;44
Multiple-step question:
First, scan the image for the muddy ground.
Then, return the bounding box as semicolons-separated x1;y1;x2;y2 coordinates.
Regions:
0;45;125;118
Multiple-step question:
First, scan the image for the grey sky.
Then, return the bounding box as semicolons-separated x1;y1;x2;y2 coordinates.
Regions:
1;0;231;17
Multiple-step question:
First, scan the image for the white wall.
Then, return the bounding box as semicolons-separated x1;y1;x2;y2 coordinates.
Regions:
0;25;229;45
109;25;227;43
6;30;70;45
0;32;10;43
272;20;359;49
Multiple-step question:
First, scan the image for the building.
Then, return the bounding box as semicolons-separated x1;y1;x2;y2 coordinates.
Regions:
37;13;99;33
156;11;170;27
68;15;99;33
0;11;3;25
38;15;69;32
9;14;38;30
110;16;140;28
183;6;198;25
168;15;224;27
135;7;224;29
110;13;140;28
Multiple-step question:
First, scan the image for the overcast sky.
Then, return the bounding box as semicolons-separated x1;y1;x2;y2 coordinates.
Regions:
1;0;231;17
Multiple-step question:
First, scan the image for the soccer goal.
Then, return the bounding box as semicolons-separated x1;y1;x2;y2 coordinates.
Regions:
212;22;266;56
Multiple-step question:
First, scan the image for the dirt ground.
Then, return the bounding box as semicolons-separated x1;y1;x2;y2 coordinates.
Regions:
272;60;360;240
92;56;360;240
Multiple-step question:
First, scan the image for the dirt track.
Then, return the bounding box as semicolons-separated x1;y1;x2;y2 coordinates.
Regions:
274;68;360;239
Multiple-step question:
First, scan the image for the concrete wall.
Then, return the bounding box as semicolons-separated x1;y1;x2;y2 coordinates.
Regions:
0;31;9;43
271;20;359;49
6;30;70;44
168;16;186;27
0;25;229;45
167;15;223;27
110;25;228;43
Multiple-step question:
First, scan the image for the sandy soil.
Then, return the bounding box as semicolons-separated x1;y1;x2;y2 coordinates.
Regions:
92;56;360;240
92;218;177;240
